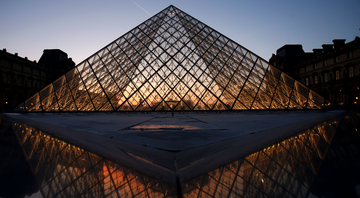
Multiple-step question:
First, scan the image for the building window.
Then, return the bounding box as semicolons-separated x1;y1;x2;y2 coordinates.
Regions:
314;76;318;84
7;74;12;84
323;60;327;66
324;73;328;82
349;67;354;78
334;56;338;63
313;64;317;69
348;51;353;59
336;70;340;80
18;77;22;86
305;78;309;86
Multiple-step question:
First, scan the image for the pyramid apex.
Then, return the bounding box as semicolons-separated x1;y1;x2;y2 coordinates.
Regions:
166;4;175;8
167;4;180;10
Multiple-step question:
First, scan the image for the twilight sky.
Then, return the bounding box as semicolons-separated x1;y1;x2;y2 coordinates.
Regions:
1;0;359;65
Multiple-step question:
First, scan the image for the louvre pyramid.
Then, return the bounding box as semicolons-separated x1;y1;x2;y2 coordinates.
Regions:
16;5;325;112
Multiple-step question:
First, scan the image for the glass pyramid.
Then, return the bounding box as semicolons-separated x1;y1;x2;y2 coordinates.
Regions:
16;5;325;112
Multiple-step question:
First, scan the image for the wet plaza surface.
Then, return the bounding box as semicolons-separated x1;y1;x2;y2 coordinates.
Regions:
1;110;360;197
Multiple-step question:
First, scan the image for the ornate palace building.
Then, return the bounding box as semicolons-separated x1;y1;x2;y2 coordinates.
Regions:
0;49;75;112
270;37;360;109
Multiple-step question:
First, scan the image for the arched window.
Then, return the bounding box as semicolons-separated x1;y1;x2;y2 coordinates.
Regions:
324;73;328;82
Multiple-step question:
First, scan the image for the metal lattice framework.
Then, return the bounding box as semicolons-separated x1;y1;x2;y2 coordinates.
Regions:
17;5;325;112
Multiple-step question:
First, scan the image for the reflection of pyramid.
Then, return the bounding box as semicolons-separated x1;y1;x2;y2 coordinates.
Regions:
3;111;360;198
16;5;325;112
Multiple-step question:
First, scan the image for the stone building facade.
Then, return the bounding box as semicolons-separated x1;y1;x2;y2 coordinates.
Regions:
0;49;75;112
270;37;360;109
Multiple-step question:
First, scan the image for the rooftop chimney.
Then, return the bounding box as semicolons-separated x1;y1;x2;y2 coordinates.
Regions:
313;49;323;57
332;39;346;50
322;44;333;54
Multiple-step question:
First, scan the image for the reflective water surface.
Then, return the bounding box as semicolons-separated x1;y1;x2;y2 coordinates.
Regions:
131;125;201;131
182;118;338;198
0;112;360;198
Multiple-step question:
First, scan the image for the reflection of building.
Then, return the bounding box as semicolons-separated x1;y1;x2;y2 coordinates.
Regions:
0;118;38;197
0;49;75;112
1;5;360;198
270;37;360;109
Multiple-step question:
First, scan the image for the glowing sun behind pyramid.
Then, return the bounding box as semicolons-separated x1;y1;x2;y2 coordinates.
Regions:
16;5;326;112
